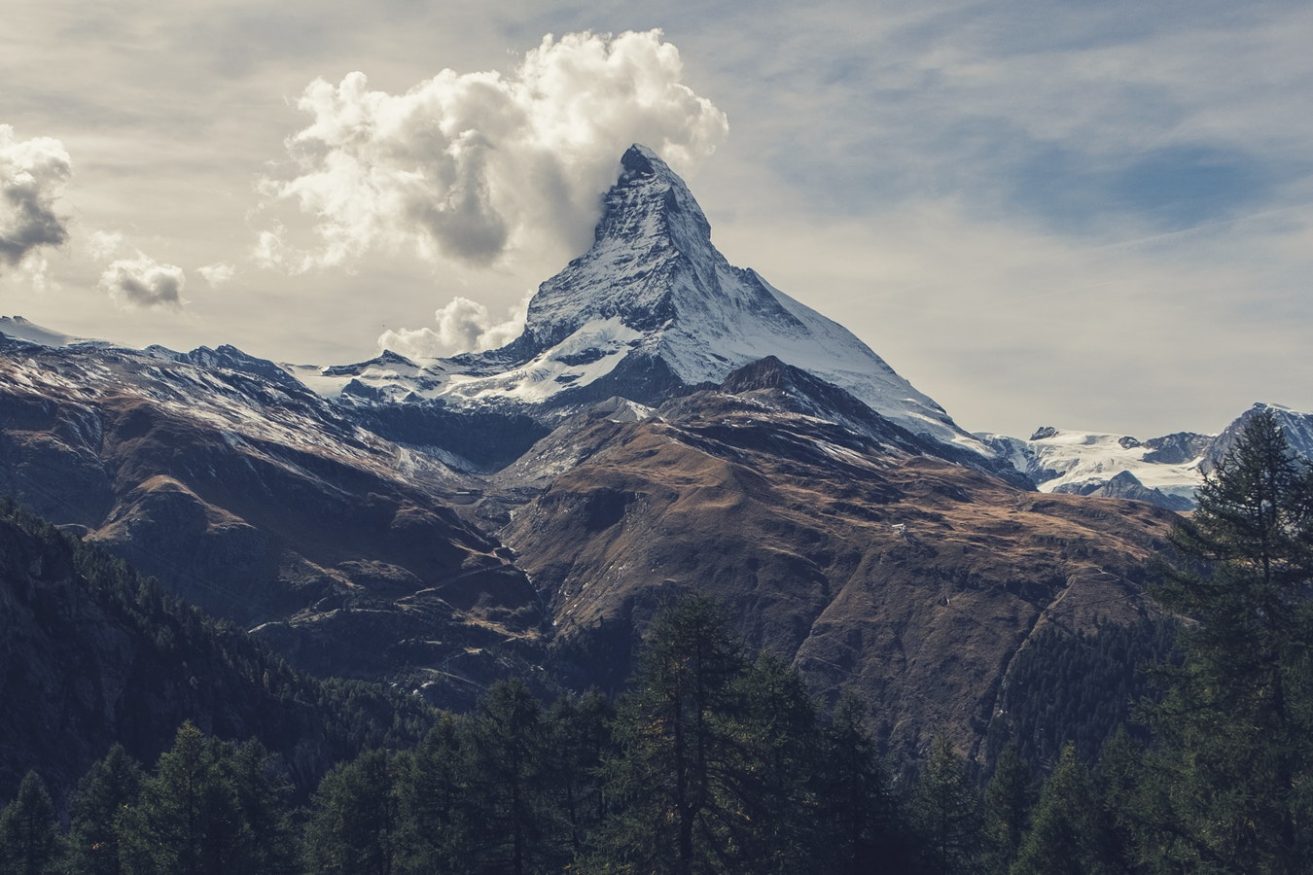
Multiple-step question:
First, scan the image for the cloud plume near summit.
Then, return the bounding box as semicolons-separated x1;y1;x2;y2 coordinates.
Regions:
0;125;72;270
259;30;728;273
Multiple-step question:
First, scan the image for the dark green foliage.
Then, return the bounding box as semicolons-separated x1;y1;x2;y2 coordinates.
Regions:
546;691;611;857
912;736;981;874
462;681;559;874
0;593;959;874
589;596;916;873
303;750;398;875
982;744;1034;874
592;596;749;873
394;717;473;874
990;618;1178;768
1010;744;1121;875
814;694;908;873
0;499;431;802
1140;408;1313;872
66;745;143;875
115;723;296;875
0;772;60;875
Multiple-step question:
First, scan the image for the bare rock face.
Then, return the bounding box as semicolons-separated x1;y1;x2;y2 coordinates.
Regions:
500;364;1175;760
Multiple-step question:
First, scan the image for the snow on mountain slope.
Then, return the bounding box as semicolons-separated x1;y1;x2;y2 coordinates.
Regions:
985;402;1313;509
0;315;86;347
0;329;466;492
317;145;990;456
981;427;1209;504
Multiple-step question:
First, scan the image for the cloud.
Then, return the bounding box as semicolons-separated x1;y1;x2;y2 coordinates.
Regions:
0;124;72;269
379;291;531;359
198;262;235;287
86;229;125;260
99;253;186;309
260;29;728;272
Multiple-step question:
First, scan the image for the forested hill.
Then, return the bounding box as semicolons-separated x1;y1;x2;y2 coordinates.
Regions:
0;501;431;801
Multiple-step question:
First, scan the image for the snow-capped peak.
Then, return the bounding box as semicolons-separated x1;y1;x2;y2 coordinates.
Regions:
339;144;989;456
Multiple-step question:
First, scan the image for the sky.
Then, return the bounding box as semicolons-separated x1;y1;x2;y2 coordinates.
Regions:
2;0;1310;438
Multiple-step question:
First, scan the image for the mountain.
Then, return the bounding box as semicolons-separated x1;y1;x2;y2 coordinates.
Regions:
497;358;1175;759
0;327;545;709
1203;402;1313;474
0;503;429;801
312;145;991;462
984;402;1313;510
0;144;1226;762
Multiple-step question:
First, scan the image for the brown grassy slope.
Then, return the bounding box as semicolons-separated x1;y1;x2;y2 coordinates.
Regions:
503;394;1174;760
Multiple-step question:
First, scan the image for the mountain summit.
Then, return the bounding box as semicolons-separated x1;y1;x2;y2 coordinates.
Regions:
319;144;989;456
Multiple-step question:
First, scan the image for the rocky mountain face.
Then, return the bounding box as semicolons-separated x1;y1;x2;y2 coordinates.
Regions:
6;144;1299;762
0;333;544;709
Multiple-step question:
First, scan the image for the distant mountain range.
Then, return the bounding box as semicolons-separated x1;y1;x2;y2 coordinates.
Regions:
981;402;1313;511
2;146;1309;764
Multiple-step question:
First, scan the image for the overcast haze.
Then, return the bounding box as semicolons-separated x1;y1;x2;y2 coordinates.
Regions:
2;0;1310;438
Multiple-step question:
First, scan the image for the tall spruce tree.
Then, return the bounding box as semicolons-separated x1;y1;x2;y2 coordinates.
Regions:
1010;744;1112;875
117;723;248;875
547;691;611;860
394;717;474;875
729;654;822;872
302;749;398;875
814;694;905;873
463;680;557;874
0;772;60;875
1147;408;1313;872
594;596;748;874
982;744;1034;875
66;745;143;875
912;736;981;874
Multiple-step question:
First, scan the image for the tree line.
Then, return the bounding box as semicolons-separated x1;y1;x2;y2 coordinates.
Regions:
3;408;1311;873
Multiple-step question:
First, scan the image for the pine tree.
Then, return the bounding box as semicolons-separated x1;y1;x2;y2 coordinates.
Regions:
814;694;904;874
303;749;398;875
546;691;611;860
117;723;246;875
0;772;60;875
463;680;556;874
594;596;747;874
394;717;474;875
912;736;980;874
982;744;1033;875
1147;408;1313;871
727;654;822;872
1010;744;1120;875
66;745;143;875
224;740;297;874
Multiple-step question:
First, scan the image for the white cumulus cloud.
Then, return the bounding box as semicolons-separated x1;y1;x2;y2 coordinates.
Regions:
379;291;531;359
99;253;186;309
260;29;728;273
0;124;72;270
